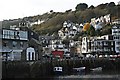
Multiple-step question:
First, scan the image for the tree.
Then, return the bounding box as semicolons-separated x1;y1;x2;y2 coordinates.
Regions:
75;3;88;11
96;29;101;36
89;5;95;9
50;10;53;13
80;9;96;22
107;2;115;7
96;3;107;9
65;9;72;13
87;25;95;36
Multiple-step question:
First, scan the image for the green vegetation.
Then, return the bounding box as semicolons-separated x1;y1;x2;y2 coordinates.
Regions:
30;2;119;36
75;3;88;11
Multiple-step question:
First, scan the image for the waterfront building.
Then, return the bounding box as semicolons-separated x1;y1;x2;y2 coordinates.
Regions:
1;28;28;61
1;23;41;61
20;27;41;60
112;23;120;54
81;37;91;54
90;35;115;55
81;35;115;55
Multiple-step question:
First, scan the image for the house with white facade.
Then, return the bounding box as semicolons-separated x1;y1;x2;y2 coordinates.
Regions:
90;14;111;30
104;14;111;23
39;35;55;55
49;39;65;51
81;37;90;54
29;19;45;26
81;35;115;56
58;21;83;39
112;24;120;54
90;35;115;55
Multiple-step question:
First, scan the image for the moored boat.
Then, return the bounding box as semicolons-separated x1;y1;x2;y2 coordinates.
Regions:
73;67;86;72
53;67;63;75
91;67;102;71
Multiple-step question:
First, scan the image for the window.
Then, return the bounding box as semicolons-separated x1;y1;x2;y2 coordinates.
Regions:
31;32;33;35
104;37;106;39
20;42;24;47
111;42;113;45
3;41;7;47
28;52;30;60
97;42;100;45
116;47;120;51
13;41;17;47
83;47;85;50
104;42;108;45
3;30;9;39
117;41;120;45
111;48;113;51
113;31;117;33
83;43;85;45
32;52;34;60
114;36;116;39
84;38;86;40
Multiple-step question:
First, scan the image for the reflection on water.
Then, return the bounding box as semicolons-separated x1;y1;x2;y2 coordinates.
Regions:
49;70;120;80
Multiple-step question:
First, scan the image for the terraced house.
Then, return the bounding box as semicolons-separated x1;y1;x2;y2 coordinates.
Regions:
1;22;41;61
1;28;28;61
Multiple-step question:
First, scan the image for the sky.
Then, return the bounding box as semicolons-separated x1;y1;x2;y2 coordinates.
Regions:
0;0;119;21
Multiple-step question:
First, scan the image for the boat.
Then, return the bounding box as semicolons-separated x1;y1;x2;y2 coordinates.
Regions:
73;67;86;72
53;67;63;75
91;67;102;71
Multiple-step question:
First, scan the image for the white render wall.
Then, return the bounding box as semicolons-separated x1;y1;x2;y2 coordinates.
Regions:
112;24;120;53
81;37;89;53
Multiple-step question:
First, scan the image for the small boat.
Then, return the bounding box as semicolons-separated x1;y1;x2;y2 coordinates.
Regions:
53;67;63;75
91;67;102;71
73;67;86;72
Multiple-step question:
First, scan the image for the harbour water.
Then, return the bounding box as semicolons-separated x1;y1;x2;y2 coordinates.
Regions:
47;70;120;80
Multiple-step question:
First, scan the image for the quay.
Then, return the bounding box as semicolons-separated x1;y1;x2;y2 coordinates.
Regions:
2;57;120;78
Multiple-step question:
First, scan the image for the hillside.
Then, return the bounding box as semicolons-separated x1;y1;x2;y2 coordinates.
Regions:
30;2;119;35
2;2;120;36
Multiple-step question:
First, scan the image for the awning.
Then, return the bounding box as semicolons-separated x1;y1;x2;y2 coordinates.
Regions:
0;49;13;53
12;50;23;52
0;49;23;53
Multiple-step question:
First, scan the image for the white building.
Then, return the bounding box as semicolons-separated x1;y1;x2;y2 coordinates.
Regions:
104;14;111;23
90;14;111;30
90;35;115;55
58;21;83;39
81;35;115;55
81;37;90;54
112;24;120;54
49;39;65;51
